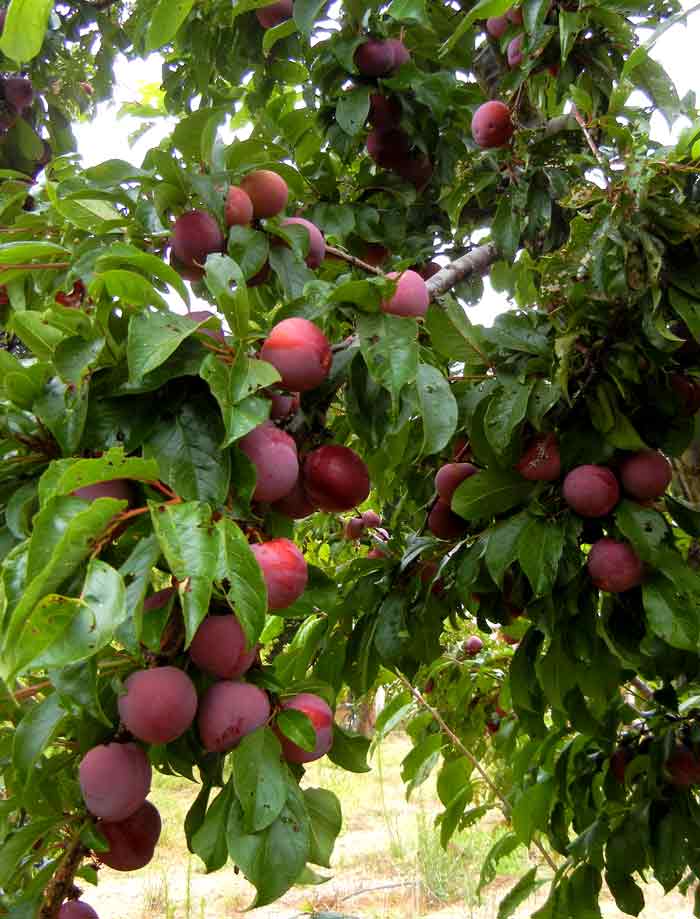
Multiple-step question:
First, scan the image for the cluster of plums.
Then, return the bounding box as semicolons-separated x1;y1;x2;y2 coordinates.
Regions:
77;602;334;875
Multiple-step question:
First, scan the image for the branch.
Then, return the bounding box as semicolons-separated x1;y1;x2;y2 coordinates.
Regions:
40;831;86;919
631;677;654;701
0;262;70;271
325;245;385;277
425;243;498;300
572;108;610;188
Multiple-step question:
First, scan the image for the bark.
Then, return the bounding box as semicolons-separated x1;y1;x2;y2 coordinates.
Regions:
425;243;499;300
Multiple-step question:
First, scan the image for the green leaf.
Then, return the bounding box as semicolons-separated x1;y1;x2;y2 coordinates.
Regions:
511;778;554;845
276;709;316;753
416;363;458;456
34;377;89;455
200;352;278;447
358;313;419;411
96;243;190;306
145;0;195;50
293;0;326;35
336;87;370;136
326;723;371;773
215;517;267;646
387;0;428;24
615;500;667;562
492;197;521;262
374;594;408;663
191;782;233;873
497;867;541;919
232;728;288;833
0;819;57;887
0;240;69;263
43;448;160;501
452;469;533;521
517;517;565;597
666;495;700;537
0;0;52;61
643;574;700;652
127;310;202;381
605;872;644;916
13;693;66;778
484;378;534;456
485;512;529;588
304;788;342;869
439;0;511;56
477;831;521;895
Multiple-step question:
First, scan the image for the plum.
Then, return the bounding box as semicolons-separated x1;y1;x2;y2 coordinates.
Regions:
587;538;644;593
58;901;99;919
239;421;299;503
385;38;410;69
79;742;151;821
395;153;434;191
143;587;175;613
189;614;256;679
381;270;430;318
304;445;371;512
247;261;271;287
619;450;672;501
255;0;293;29
363;243;391;266
362;510;382;528
471;101;514;149
667;745;700;787
562;465;620;517
240;169;289;219
419;560;445;595
268;388;300;420
186;309;225;343
486;15;509;38
260;317;332;393
515;433;561;482
271;478;317;519
170;211;224;270
4;77;33;112
97;801;161;872
435;462;478;502
224;186;254;227
465;635;484;657
280;217;326;268
276;692;334;764
343;516;365;540
72;478;134;505
367;546;388;559
671;373;700;415
609;748;631;784
251;538;308;610
417;261;441;281
366;128;412;170
507;34;524;68
198;681;271;752
368;94;401;130
428;500;468;540
355;38;395;77
118;667;198;744
507;7;523;24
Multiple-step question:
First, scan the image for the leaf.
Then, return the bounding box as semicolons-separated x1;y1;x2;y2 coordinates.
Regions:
276;709;316;753
13;693;66;778
416;363;458;456
200;352;278;447
232;728;288;833
484;378;534;456
336;87;370;136
605;872;644;916
439;0;511;56
374;594;408;664
326;723;370;773
452;469;533;521
666;495;700;537
492;196;521;262
304;788;342;869
0;819;57;887
191;783;233;873
358;313;419;411
34;377;89;455
127;310;202;381
497;867;541;919
215;517;267;646
511;778;554;845
145;0;195;50
43;447;160;502
615;500;667;562
517;517;565;597
643;575;700;652
0;240;69;263
485;513;529;588
477;831;521;895
149;501;219;646
0;0;52;61
96;243;190;306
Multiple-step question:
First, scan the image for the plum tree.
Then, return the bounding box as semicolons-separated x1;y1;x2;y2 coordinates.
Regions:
255;0;293;29
260;317;332;392
118;667;198;744
250;538;308;609
169;211;224;269
428;500;468;541
515;433;561;481
435;462;478;502
562;465;620;517
587;538;644;593
471;101;513;148
96;801;162;872
381;270;430;318
197;681;271;752
58;902;98;919
189;614;255;679
79;743;151;821
303;445;371;512
238;421;299;503
224;186;254;227
280;217;326;268
619;450;672;501
276;693;334;763
240;169;289;219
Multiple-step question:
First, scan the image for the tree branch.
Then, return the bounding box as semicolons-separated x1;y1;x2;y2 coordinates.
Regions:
325;245;385;277
425;243;498;299
40;831;86;919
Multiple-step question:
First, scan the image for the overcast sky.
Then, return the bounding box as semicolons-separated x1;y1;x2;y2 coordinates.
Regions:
74;2;700;325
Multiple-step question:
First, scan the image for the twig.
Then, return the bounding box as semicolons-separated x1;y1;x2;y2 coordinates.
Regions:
397;673;558;874
39;830;86;919
325;245;385;276
340;881;416;902
425;243;498;300
0;262;70;270
572;108;610;188
11;660;129;702
631;677;654;700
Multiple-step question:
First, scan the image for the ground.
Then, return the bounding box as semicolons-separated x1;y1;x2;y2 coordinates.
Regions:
85;735;696;919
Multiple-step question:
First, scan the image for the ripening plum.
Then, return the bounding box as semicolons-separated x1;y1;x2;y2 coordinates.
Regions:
58;901;99;919
666;745;700;787
486;15;509;38
255;0;292;28
304;445;371;512
428;500;468;541
368;94;401;130
4;77;33;112
366;128;412;170
395;153;434;191
79;742;151;821
276;693;334;764
118;667;198;745
362;510;382;528
355;38;395;77
260;317;332;393
170;211;224;269
72;478;134;505
367;546;388;559
97;801;161;872
268;388;300;420
563;465;620;517
619;450;672;501
280;217;326;268
247;261;271;287
363;243;391;266
507;34;524;68
515;433;561;482
671;373;700;415
381;270;430;318
417;261;441;281
465;635;484;657
471;101;514;149
419;560;445;595
251;538;308;610
271;478;317;519
198;681;271;752
189;614;254;679
224;186;254;227
187;310;225;342
143;587;175;613
435;462;478;502
240;169;289;219
507;6;523;24
239;421;299;504
343;516;365;540
587;538;644;593
385;38;410;69
609;748;630;784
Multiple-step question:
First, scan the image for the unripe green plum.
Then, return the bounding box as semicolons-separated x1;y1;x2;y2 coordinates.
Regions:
198;681;271;752
304;445;371;512
251;538;308;610
355;38;395;77
587;538;643;593
224;186;254;227
239;421;299;503
280;217;326;268
276;693;334;763
271;478;317;519
515;433;561;481
428;500;468;540
260;317;332;392
170;211;224;269
118;667;198;744
562;465;620;517
240;169;289;219
255;0;292;28
58;901;98;919
471;101;514;149
620;450;672;501
96;801;161;872
79;742;151;821
381;270;430;318
189;614;256;679
435;462;478;502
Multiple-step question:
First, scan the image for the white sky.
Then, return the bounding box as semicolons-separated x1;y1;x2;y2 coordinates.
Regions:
74;2;700;326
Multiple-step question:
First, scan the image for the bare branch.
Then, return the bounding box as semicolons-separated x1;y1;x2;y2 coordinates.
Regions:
325;245;385;277
425;243;498;299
